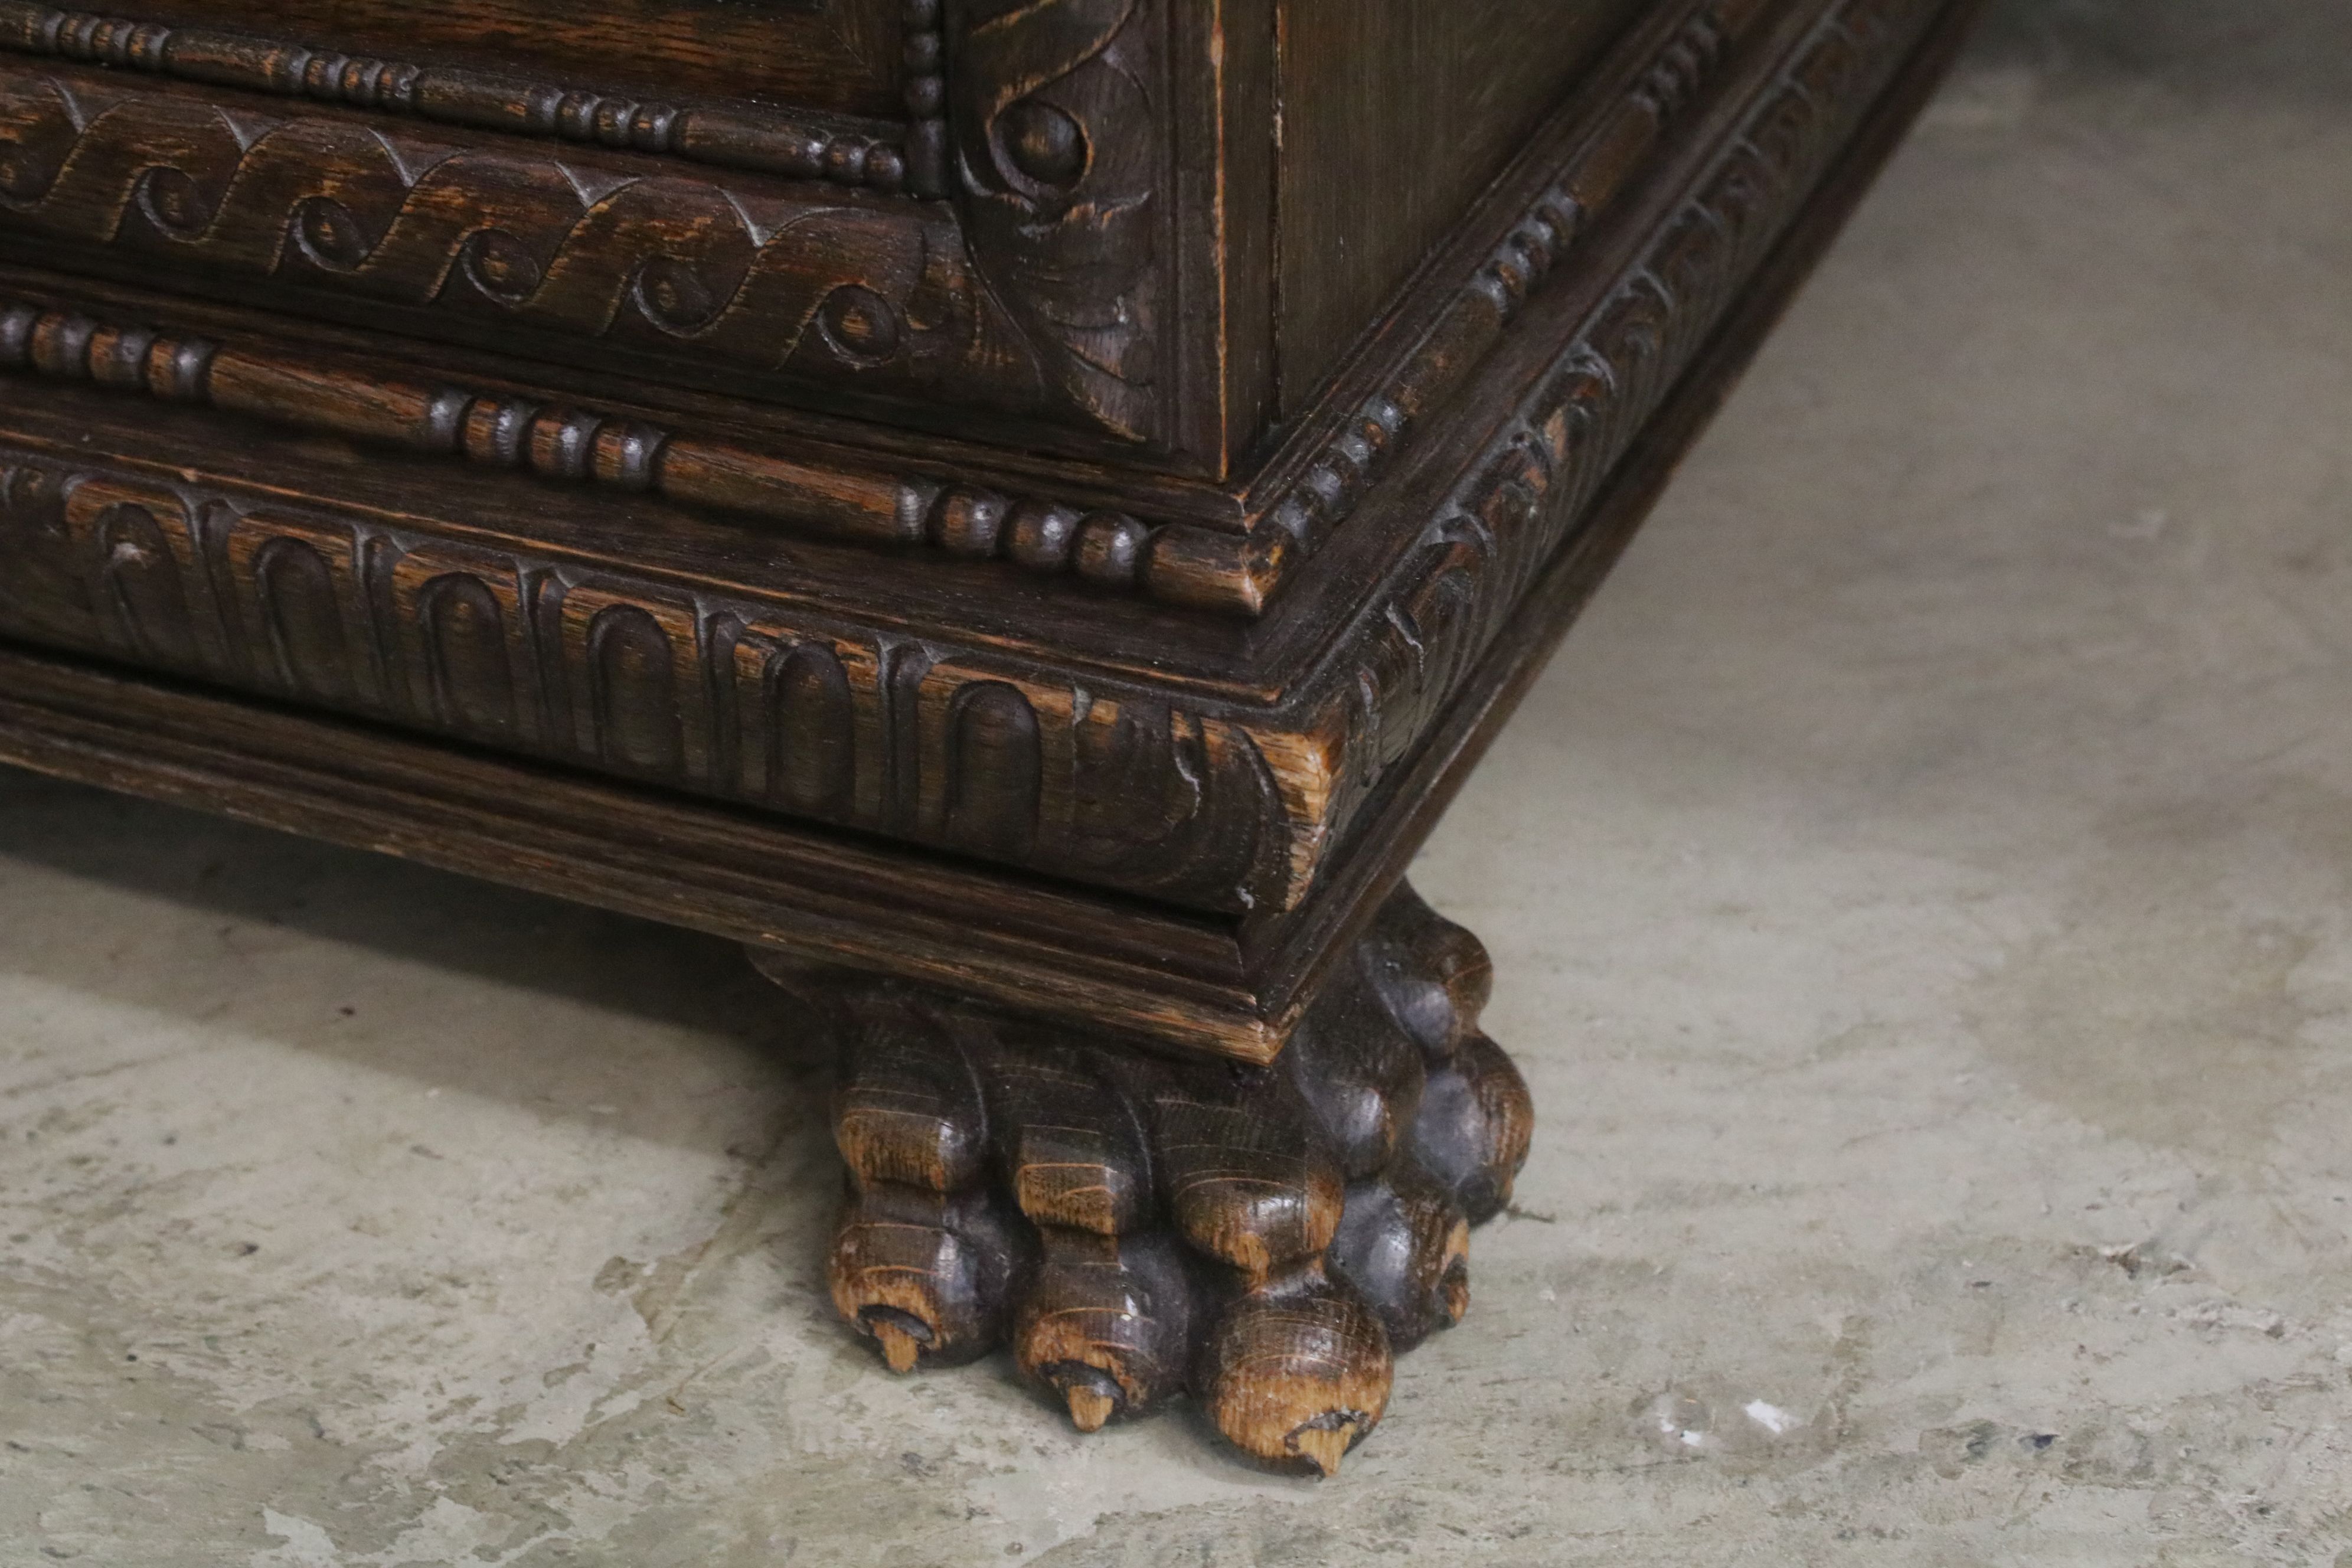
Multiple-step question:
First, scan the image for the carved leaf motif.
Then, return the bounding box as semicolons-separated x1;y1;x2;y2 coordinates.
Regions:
586;602;686;777
417;572;519;743
943;678;1043;858
0;465;94;646
91;498;201;670
253;535;358;704
1070;701;1288;910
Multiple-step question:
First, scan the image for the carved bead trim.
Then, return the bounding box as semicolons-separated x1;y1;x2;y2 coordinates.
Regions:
0;1;944;197
0;301;215;398
0;48;1163;443
0;0;1952;933
0;296;1276;603
902;0;948;197
0;0;1928;631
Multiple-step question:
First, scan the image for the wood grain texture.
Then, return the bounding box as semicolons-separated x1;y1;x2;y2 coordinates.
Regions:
0;0;1171;447
770;878;1528;1473
0;0;1926;619
0;59;1078;419
1250;0;1765;564
0;293;1270;602
0;38;1808;913
0;0;1987;1474
0;0;1873;489
949;0;1166;445
1275;0;1952;874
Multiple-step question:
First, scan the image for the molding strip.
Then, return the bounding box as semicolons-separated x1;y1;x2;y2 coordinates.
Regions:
0;0;1937;626
0;0;1975;1059
0;0;1961;927
0;0;946;197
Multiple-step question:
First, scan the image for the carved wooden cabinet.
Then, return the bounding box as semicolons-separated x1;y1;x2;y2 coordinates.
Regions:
0;0;1978;1472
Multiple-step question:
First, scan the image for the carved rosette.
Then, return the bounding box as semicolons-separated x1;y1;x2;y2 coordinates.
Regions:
949;0;1161;443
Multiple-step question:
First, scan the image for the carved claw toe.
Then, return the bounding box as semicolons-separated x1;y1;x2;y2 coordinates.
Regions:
1198;1265;1393;1477
1329;1167;1474;1351
1011;1229;1195;1426
828;1183;1027;1371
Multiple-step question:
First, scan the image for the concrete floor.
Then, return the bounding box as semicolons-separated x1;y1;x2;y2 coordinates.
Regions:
6;2;2351;1562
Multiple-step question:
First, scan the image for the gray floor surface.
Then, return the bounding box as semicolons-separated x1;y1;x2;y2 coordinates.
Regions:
5;1;2350;1562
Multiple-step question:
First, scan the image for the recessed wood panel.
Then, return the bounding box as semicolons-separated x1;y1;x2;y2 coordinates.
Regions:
1275;0;1649;416
116;0;904;119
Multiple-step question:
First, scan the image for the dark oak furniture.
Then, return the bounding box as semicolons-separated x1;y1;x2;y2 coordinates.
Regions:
0;0;1977;1473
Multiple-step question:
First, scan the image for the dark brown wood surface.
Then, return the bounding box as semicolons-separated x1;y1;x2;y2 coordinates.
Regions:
0;0;1979;1478
0;0;1939;599
0;0;937;197
0;0;1962;929
0;0;1889;486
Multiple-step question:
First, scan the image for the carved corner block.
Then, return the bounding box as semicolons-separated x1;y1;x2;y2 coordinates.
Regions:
0;0;1201;452
948;0;1165;445
756;881;1531;1475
